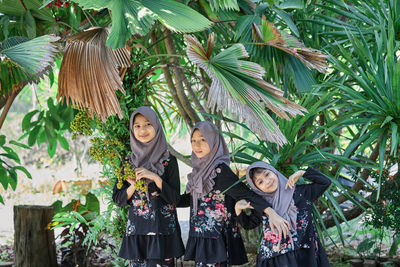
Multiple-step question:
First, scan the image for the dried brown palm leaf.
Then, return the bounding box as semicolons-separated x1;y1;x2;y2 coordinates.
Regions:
252;15;328;73
58;27;131;121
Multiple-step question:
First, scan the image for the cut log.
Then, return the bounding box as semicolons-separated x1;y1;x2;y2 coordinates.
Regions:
14;205;57;267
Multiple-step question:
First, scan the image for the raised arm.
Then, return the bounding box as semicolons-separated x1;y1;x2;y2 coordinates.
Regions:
302;167;331;201
215;164;290;238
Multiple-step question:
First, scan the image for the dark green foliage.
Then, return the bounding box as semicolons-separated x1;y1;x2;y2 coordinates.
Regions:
0;134;31;203
20;97;74;157
365;171;400;256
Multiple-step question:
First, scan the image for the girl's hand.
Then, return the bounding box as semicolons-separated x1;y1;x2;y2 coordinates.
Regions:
234;199;253;215
127;177;136;186
264;207;290;239
126;178;136;200
135;168;162;190
285;170;305;190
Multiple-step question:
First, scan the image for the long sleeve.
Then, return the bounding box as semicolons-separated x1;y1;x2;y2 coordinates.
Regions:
302;167;331;202
214;164;271;213
112;179;130;207
177;193;191;208
158;155;181;205
236;209;263;230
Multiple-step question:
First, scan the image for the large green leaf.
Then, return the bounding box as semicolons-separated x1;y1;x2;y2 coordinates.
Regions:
106;0;156;48
24;9;36;38
142;0;212;33
75;0;212;48
11;166;32;179
0;0;54;22
56;0;109;10
84;192;100;214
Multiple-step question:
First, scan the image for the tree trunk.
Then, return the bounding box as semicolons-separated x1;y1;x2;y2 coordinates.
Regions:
14;205;58;267
163;30;200;124
0;84;24;129
151;32;193;127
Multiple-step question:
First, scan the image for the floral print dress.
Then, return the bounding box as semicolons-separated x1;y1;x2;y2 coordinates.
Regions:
237;167;331;267
112;155;185;262
180;163;272;266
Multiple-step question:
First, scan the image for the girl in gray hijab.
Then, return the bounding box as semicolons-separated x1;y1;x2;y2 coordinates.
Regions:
180;121;290;267
112;106;184;267
235;161;331;267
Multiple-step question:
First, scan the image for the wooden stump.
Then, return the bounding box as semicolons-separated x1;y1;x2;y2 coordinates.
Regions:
14;205;58;267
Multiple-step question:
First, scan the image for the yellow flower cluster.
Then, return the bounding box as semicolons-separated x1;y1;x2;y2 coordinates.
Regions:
70;111;93;139
89;137;123;165
115;161;148;198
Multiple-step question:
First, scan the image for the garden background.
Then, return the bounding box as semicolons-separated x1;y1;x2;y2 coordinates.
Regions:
0;0;399;266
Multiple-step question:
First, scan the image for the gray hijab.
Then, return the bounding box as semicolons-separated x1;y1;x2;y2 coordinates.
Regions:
185;121;230;211
246;161;297;232
127;106;170;176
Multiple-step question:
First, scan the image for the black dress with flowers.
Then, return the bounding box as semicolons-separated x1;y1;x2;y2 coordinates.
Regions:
180;163;272;265
236;167;331;267
112;155;185;261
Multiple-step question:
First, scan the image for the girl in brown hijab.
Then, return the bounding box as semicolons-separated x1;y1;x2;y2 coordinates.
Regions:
112;106;184;267
179;121;290;267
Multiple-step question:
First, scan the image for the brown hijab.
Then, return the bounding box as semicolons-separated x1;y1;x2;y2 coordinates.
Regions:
127;106;170;176
185;121;230;211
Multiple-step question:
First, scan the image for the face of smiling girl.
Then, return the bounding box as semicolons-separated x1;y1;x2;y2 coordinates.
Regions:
191;129;211;159
133;114;156;143
252;168;279;193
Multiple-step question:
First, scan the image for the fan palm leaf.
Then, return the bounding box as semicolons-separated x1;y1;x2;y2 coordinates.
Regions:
252;15;328;73
57;27;131;121
0;35;60;95
185;33;307;146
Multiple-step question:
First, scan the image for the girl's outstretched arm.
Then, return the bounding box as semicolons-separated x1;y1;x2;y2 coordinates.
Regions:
215;164;271;212
177;193;191;208
216;163;290;238
302;167;332;201
235;201;263;230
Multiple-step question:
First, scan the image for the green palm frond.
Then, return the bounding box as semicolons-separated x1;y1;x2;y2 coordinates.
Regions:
185;33;307;146
252;15;329;73
0;35;59;95
234;14;319;94
328;26;400;173
206;0;239;11
0;61;30;95
75;0;212;48
199;0;238;22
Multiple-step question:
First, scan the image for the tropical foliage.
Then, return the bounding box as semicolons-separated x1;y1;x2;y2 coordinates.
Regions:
0;0;399;262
